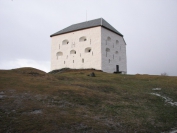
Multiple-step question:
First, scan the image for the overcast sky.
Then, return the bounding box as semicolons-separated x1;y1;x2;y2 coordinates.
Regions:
0;0;177;76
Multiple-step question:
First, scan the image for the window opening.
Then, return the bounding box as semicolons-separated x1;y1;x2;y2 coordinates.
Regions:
113;54;114;59
106;48;110;52
107;37;111;41
82;59;84;63
79;36;87;42
62;39;69;45
116;40;119;44
70;50;76;54
106;48;110;57
64;61;65;64
73;60;74;63
85;47;91;53
92;52;93;56
109;59;110;63
56;52;63;56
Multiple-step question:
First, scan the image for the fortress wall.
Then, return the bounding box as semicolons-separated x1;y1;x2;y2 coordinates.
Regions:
101;27;127;73
51;27;102;71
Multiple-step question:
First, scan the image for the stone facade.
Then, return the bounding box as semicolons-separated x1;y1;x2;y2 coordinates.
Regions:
101;27;127;73
50;20;127;73
51;27;102;71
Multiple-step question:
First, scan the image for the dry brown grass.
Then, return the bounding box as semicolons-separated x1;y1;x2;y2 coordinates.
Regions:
0;67;177;132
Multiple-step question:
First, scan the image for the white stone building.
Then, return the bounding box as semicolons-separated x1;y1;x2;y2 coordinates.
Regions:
50;18;127;73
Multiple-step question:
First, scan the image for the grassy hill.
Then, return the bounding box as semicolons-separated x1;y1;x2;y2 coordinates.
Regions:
0;67;177;133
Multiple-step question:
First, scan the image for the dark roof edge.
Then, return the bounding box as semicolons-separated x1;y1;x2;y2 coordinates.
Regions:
123;37;127;45
101;26;123;37
50;25;100;37
50;25;123;37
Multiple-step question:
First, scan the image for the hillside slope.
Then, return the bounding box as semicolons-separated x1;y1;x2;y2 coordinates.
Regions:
0;67;177;133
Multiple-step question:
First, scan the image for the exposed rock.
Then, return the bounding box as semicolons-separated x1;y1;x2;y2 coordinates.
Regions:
152;88;161;90
0;91;5;95
87;72;96;77
30;109;42;114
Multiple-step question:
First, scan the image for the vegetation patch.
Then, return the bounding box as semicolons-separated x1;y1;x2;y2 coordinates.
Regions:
0;68;177;132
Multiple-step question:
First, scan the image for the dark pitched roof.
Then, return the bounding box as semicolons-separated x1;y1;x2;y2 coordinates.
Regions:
50;18;123;37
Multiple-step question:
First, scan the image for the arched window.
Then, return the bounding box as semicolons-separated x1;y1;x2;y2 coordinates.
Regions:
115;51;118;54
56;52;63;59
62;39;69;45
56;52;63;56
85;47;91;53
70;50;76;54
79;36;87;42
116;40;119;44
106;48;110;57
106;48;110;52
107;36;111;41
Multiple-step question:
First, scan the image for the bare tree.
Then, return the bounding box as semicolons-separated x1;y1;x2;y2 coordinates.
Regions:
161;72;168;76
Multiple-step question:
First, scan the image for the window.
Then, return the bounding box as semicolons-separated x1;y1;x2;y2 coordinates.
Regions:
115;51;118;54
73;60;74;63
56;52;63;56
106;48;110;52
79;36;87;42
85;47;91;53
113;54;114;59
56;52;63;59
116;40;119;44
107;36;111;41
64;61;65;64
119;56;121;61
106;48;110;57
92;52;93;56
59;44;60;49
62;39;69;45
70;50;76;54
109;59;110;63
82;59;84;63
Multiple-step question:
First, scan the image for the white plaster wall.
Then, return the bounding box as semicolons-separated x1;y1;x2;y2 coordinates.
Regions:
50;27;102;71
101;27;127;73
